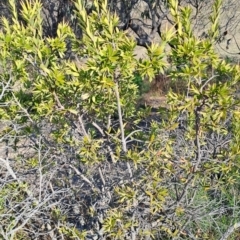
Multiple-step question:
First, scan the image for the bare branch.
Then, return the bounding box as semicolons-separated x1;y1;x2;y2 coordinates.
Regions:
219;222;240;240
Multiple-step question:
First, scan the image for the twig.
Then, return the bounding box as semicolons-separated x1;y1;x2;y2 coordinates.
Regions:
78;114;89;139
0;77;12;100
69;164;99;192
12;93;34;123
92;122;105;136
114;82;133;178
219;222;240;240
98;167;106;186
52;91;65;110
0;157;18;181
114;82;127;152
107;114;111;130
125;130;142;141
200;75;219;92
107;146;116;163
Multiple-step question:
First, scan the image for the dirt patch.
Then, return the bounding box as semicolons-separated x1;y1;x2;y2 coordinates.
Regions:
137;73;188;109
139;95;168;109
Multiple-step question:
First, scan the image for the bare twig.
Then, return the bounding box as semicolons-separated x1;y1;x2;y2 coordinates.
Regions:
0;157;18;181
114;82;133;178
92;121;105;136
98;167;106;186
219;222;240;240
69;164;99;192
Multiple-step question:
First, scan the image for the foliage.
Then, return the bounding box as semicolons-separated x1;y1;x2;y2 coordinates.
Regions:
1;0;240;239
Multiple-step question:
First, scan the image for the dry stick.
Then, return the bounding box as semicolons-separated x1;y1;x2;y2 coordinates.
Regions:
98;167;106;186
92;121;116;163
114;82;127;152
193;106;203;172
107;145;116;163
92;121;105;136
219;222;240;240
37;137;43;203
53;90;101;189
91;122;109;186
7;192;64;240
0;77;12;100
69;164;99;192
78;114;89;139
52;91;65;110
200;74;218;92
114;82;133;178
91;123;112;202
131;212;137;240
125;129;142;141
12;93;34;123
0;157;18;181
107;114;111;130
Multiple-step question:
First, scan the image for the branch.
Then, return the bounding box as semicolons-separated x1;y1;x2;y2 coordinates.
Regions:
0;77;12;100
69;164;99;192
129;19;153;48
92;121;105;136
77;114;89;139
98;167;105;186
114;82;127;153
0;157;18;181
200;75;219;92
52;91;65;110
114;81;133;178
12;92;34;123
125;129;142;141
193;100;206;172
219;222;240;240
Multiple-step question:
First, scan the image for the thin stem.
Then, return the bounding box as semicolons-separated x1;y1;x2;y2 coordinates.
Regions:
114;82;127;152
219;222;240;240
114;82;132;178
69;164;99;192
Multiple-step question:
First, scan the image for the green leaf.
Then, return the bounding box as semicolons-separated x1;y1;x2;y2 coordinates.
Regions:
68;109;78;115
